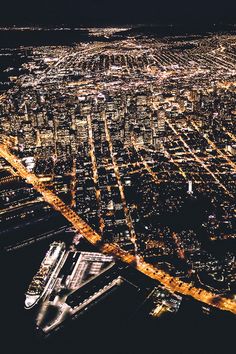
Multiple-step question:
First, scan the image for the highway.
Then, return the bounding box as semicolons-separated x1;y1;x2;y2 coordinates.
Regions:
0;144;235;315
87;114;105;234
103;112;138;254
70;157;77;208
0;145;101;246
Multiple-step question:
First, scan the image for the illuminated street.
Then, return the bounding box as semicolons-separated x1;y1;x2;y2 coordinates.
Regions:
1;144;235;315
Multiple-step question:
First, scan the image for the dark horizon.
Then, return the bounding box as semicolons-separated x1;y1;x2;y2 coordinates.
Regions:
1;0;236;26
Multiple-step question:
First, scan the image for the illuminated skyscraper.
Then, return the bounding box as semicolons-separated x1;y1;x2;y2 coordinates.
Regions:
188;180;193;194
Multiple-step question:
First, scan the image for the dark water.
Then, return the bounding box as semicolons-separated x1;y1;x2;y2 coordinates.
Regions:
0;48;28;91
0;28;94;48
0;28;98;92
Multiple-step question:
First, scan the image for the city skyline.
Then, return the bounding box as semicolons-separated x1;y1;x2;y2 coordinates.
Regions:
0;12;235;354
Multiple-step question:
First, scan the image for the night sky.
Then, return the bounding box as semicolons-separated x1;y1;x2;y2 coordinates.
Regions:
0;0;236;26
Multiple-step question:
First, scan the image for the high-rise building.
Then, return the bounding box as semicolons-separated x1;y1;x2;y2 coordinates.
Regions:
188;180;193;194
